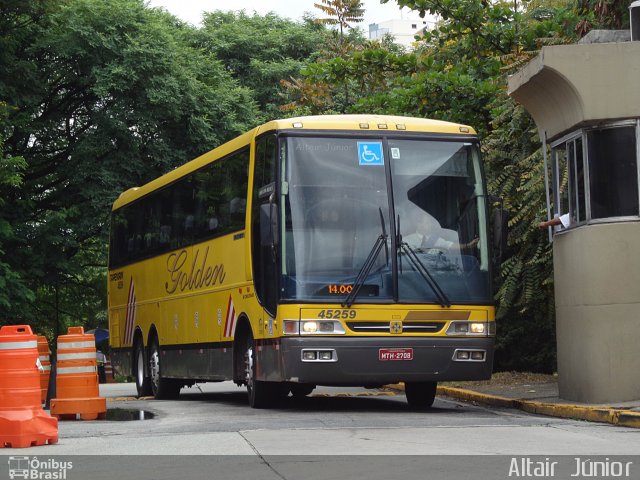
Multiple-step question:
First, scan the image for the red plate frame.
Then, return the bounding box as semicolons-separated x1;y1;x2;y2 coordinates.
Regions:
379;348;413;361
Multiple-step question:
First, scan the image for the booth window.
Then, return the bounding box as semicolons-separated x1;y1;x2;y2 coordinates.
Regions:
551;122;639;230
587;126;638;219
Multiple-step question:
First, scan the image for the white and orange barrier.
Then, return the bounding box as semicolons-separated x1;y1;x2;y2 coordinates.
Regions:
0;325;58;448
104;356;115;383
37;335;51;404
50;326;106;421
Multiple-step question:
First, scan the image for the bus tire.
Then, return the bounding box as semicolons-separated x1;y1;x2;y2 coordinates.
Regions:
149;335;181;400
404;381;437;410
244;330;285;408
134;339;152;397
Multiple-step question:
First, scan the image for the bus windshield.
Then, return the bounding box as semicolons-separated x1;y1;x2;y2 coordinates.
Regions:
280;136;491;304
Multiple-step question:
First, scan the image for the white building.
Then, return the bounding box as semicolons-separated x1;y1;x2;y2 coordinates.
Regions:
368;17;432;48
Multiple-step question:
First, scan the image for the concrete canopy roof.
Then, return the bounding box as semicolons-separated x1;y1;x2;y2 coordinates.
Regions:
508;41;640;141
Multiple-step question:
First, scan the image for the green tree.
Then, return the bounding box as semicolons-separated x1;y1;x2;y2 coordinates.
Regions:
196;11;325;120
314;0;365;38
575;0;632;35
0;0;259;334
0;113;30;312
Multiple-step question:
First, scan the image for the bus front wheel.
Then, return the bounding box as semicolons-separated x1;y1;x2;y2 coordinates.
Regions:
243;331;286;408
404;381;437;410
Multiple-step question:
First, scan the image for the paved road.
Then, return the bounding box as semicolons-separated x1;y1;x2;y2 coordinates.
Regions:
5;383;640;479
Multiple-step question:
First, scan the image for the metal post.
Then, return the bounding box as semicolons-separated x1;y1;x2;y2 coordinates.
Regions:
541;130;552;242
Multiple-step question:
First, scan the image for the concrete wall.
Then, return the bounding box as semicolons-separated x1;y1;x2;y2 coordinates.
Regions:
554;222;640;403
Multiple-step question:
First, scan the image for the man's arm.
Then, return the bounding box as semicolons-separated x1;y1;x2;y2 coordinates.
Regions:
538;213;570;229
538;217;562;229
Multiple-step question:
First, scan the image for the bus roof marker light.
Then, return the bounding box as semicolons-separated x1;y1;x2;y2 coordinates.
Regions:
359;123;370;129
459;126;470;133
292;122;303;128
377;124;388;129
396;124;406;130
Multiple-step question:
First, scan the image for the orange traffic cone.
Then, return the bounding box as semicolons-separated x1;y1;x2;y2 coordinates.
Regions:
104;356;115;383
0;325;58;448
37;336;51;404
50;326;106;421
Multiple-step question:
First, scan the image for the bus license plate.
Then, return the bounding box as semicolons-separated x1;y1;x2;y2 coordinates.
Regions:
379;348;413;361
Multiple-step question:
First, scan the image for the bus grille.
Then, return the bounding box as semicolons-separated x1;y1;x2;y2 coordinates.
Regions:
345;322;445;333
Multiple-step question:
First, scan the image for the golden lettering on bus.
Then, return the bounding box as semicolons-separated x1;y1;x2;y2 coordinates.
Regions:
165;246;226;294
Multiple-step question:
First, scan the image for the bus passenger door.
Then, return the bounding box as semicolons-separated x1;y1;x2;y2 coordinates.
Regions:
252;134;279;318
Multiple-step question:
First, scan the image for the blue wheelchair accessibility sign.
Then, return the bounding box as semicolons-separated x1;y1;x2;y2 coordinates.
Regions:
357;142;384;166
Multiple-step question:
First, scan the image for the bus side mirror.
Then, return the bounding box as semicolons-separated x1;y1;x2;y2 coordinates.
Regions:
490;196;508;265
260;203;278;247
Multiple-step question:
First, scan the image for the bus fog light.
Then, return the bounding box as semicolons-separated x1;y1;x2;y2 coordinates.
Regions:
303;351;317;361
302;321;318;333
456;350;470;360
471;351;485;361
470;323;485;334
319;351;333;361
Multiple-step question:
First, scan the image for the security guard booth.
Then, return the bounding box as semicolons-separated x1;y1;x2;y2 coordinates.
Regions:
508;16;640;403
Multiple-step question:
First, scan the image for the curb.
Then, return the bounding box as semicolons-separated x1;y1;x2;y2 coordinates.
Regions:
437;386;640;428
389;384;640;428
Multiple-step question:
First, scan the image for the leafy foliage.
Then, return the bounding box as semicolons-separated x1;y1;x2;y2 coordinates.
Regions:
0;0;259;335
314;0;365;33
484;97;557;371
575;0;632;35
196;11;325;120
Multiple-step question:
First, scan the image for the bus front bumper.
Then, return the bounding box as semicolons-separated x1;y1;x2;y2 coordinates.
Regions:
276;336;494;386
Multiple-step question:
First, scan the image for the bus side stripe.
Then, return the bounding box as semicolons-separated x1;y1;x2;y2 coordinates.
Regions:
129;288;136;345
125;278;136;345
224;296;235;338
124;280;131;344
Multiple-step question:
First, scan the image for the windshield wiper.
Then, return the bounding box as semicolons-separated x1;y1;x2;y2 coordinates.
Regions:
396;215;451;308
342;208;388;308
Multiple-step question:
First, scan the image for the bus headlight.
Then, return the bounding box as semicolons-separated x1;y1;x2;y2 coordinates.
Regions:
283;320;346;335
470;323;485;334
446;321;493;337
303;321;319;333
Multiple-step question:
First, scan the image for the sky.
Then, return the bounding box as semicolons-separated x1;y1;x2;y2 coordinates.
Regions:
145;0;425;28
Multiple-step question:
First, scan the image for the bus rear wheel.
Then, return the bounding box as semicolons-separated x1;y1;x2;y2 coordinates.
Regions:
149;336;181;400
134;340;152;397
405;381;437;410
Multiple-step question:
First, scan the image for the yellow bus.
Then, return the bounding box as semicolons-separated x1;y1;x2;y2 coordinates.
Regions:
108;115;498;408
